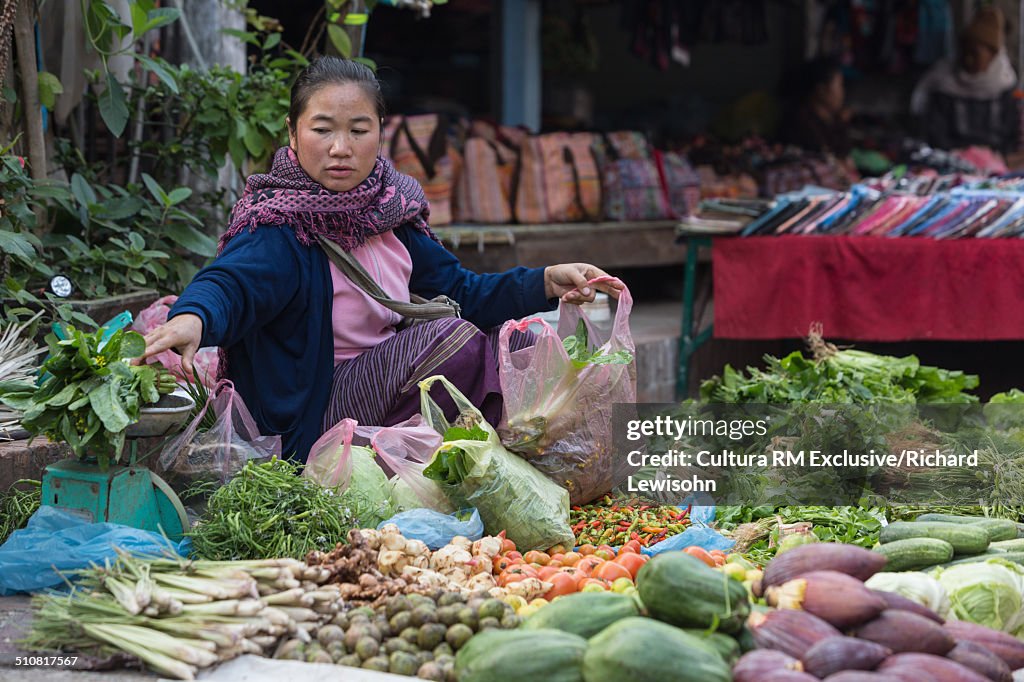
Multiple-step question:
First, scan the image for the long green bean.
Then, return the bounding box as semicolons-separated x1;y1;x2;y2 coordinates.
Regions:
0;479;41;544
187;458;355;560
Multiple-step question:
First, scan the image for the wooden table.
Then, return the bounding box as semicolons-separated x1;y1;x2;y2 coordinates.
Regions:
432;220;685;272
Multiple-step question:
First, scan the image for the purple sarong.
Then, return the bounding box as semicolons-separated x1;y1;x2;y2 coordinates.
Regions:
321;318;535;433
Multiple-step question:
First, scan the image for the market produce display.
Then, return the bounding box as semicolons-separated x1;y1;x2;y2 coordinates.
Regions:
0;325;178;467
187;458;358;560
569;495;690;547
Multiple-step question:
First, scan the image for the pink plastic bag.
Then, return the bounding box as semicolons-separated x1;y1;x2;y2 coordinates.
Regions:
158;380;280;486
132;295;219;386
301;417;450;512
498;277;637;505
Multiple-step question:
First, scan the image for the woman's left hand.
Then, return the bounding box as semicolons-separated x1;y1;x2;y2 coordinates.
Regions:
543;263;625;303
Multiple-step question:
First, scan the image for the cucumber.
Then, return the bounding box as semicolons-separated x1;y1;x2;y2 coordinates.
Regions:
880;521;989;555
990;538;1024;552
939;551;1024;568
914;514;1018;542
972;518;1019;542
874;538;954;571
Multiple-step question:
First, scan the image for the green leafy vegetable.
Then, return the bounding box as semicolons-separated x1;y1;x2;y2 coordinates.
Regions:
561;319;633;369
188;458;357;560
0;324;178;468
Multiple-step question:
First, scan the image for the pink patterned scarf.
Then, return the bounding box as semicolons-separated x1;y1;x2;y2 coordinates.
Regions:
220;146;437;253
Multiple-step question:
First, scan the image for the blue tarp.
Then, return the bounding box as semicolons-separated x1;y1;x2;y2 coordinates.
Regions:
0;506;188;595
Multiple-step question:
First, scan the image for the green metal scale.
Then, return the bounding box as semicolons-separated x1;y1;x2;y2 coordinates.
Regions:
40;393;195;542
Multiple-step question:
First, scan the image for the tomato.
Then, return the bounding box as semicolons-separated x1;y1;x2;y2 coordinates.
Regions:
497;564;538;587
619;540;642;555
543;572;577;600
713;555;727;567
613;552;649;579
579;578;610;591
500;537;517;554
537;565;561;581
503;550;523;563
549;553;565;564
593;561;633;583
594;549;616;562
709;550;726;558
597;544;616;555
523;550;551;566
560;551;583;567
547;560;563;568
547;543;568;556
576;556;604;575
492;555;516;574
578;544;597;556
683;546;717;568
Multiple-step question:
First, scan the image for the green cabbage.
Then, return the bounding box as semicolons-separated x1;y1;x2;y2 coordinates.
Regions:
865;571;951;618
390;476;423;514
932;559;1024;632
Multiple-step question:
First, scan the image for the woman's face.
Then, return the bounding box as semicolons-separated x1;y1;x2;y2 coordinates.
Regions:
288;82;381;192
961;41;997;75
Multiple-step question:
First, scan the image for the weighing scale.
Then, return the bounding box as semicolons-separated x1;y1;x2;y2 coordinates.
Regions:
40;392;195;541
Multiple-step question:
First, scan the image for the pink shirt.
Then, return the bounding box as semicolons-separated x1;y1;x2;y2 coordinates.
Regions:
329;231;413;363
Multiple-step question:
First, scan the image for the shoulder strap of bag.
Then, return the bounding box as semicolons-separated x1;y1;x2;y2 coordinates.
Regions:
317;236;461;321
389;115;448;180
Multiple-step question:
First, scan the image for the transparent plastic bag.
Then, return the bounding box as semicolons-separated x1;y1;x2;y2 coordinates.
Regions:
362;415;454;514
304;418;395;529
158;380;279;490
132;295;219;386
420;375;574;552
498;277;637;505
378;508;484;550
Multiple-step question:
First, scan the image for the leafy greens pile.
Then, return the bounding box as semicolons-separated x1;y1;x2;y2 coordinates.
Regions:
0;325;177;468
561;319;633;369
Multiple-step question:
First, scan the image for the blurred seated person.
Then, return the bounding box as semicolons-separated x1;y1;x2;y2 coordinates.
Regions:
910;6;1019;154
782;56;853;157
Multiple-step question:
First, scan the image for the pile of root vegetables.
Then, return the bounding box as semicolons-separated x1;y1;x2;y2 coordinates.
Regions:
739;543;1023;681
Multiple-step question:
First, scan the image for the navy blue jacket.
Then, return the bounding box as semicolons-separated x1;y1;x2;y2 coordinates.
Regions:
169;224;553;462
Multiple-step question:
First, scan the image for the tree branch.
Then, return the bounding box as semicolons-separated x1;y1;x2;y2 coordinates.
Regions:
13;0;44;181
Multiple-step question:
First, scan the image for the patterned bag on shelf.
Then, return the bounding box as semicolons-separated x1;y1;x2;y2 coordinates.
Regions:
453;121;522;224
595;132;673;221
513;132;601;224
383;114;460;225
656;150;702;217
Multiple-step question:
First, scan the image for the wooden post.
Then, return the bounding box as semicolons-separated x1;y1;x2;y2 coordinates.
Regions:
0;0;17;139
13;0;44;180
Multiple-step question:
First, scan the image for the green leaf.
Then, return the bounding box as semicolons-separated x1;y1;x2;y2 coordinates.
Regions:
167;187;192;206
130;1;149;37
142;7;181;33
222;28;260;46
141;173;170;206
89;378;132;433
163;223;217;257
242;124;264;157
119;329;146;358
0;230;37;261
327;24;352;58
37;71;64;109
262;32;281;51
98;73;129;137
135;55;179;95
353;57;377;71
70;173;98;207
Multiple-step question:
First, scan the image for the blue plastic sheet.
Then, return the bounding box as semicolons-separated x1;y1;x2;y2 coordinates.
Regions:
0;506;188;595
642;525;735;556
378;507;484;550
642;496;733;556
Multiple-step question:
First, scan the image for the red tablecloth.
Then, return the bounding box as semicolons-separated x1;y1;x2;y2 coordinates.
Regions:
712;235;1024;341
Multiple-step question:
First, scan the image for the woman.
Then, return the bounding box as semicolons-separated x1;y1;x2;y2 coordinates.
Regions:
910;6;1020;153
784;56;853;158
140;57;623;462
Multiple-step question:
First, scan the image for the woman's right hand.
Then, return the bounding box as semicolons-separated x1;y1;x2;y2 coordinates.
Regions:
139;313;204;381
